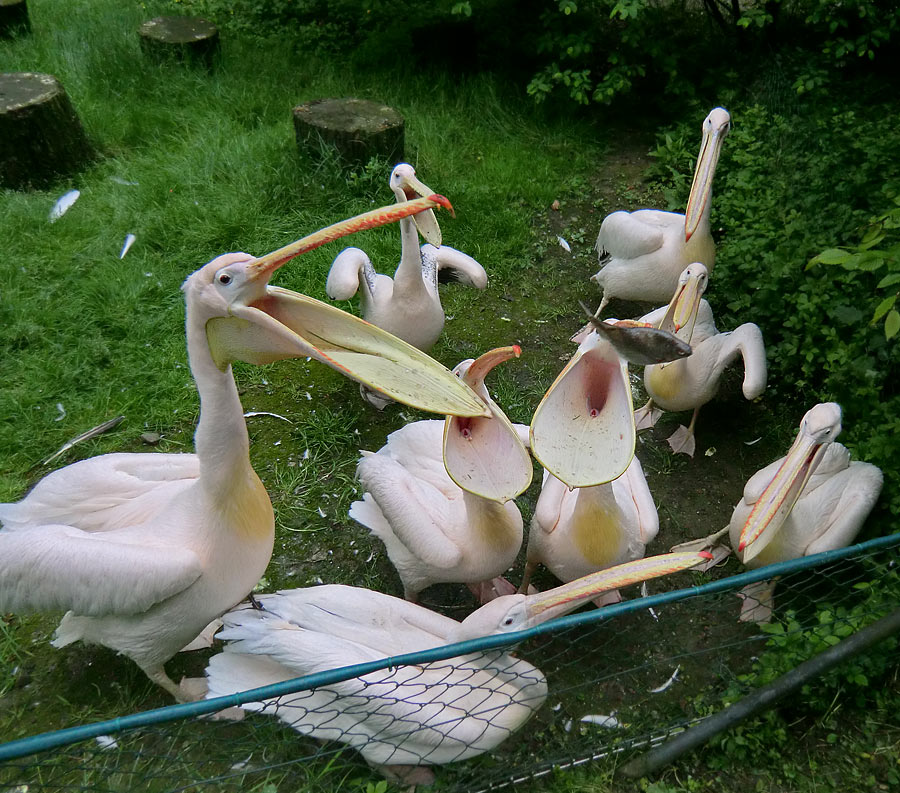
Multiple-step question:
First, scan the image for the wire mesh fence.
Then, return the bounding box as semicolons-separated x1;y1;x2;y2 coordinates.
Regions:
1;532;898;792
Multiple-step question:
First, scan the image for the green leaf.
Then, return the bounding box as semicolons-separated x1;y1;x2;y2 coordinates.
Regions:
811;248;851;265
877;273;900;288
885;309;900;340
873;294;897;322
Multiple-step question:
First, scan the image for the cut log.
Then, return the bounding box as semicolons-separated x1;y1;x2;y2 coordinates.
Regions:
293;98;405;167
138;16;220;69
0;72;94;190
0;0;30;38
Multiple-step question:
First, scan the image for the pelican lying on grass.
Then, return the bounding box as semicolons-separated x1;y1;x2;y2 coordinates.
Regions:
351;346;532;603
728;403;883;621
592;107;731;310
0;197;488;702
519;456;659;603
326;163;487;354
205;552;709;784
634;263;767;457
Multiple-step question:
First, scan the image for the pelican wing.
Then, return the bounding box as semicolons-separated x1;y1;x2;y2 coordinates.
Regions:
208;287;489;417
421;245;488;288
0;453;199;532
597;211;666;260
0;525;202;615
356;454;463;570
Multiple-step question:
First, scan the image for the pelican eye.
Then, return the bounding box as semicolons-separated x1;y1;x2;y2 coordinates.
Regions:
217;272;233;285
503;617;515;626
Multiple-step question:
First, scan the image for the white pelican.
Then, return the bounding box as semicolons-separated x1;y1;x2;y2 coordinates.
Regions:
728;403;883;621
519;456;659;602
592;107;731;310
350;346;532;603
204;552;708;784
634;263;767;457
530;322;636;488
326;163;488;353
0;197;490;702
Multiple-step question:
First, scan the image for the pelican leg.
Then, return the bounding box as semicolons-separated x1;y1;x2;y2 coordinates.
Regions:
372;762;436;786
591;589;623;609
517;560;538;595
633;399;662;431
144;665;190;701
360;383;394;410
737;577;779;623
467;576;518;604
667;407;700;457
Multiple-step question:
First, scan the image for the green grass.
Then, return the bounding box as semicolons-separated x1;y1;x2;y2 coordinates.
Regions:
2;2;900;792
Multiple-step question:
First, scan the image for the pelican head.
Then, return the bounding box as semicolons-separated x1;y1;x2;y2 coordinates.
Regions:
449;551;710;642
389;163;442;246
657;262;709;341
738;402;843;561
193;197;490;418
530;328;635;488
443;346;533;503
684;107;731;242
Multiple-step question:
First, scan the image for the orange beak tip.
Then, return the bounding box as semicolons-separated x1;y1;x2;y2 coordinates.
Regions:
699;551;713;560
684;230;693;243
512;344;522;357
737;540;746;551
428;194;455;218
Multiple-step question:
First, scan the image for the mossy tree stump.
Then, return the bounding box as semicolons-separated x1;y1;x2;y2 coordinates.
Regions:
293;98;405;167
138;16;220;69
0;72;94;190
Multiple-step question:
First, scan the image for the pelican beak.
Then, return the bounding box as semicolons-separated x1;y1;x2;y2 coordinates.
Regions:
684;110;729;242
206;196;491;418
443;345;533;502
399;171;443;246
658;266;705;341
738;427;831;563
530;330;635;488
524;551;711;624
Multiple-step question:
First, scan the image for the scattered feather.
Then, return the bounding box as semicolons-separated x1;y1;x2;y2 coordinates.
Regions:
119;233;136;259
316;507;326;518
95;735;118;750
650;666;681;693
557;235;571;252
744;437;762;446
579;714;622;729
640;582;659;621
302;449;310;460
109;176;139;186
243;411;292;423
54;403;66;422
563;719;572;733
230;756;252;771
704;447;717;457
49;190;80;222
42;416;125;466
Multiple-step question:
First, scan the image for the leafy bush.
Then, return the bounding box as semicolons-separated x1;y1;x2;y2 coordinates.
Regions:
650;96;900;517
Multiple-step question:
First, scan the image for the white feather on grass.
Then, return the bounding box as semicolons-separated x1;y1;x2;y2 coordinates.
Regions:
49;190;80;222
119;233;136;259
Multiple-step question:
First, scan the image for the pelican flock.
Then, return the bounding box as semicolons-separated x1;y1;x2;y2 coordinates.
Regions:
2;130;887;784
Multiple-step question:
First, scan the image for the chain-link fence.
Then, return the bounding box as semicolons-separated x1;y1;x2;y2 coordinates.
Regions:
2;533;898;792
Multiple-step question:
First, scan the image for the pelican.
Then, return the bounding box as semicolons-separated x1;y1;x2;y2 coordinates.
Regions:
592;107;731;310
519;456;659;602
728;403;883;621
204;552;708;784
326;163;487;353
529;321;636;489
350;345;533;603
0;197;490;702
634;263;767;457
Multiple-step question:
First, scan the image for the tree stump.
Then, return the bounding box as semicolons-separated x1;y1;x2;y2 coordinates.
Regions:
0;0;30;38
138;16;220;69
0;72;94;190
293;98;405;167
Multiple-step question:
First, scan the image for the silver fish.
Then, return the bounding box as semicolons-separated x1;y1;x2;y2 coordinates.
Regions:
579;301;692;366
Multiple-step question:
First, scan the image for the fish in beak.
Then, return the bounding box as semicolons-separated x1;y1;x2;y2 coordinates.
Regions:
738;403;843;563
391;163;442;246
206;196;490;418
578;301;692;366
655;263;708;342
530;328;635;488
684;108;730;242
443;345;533;503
